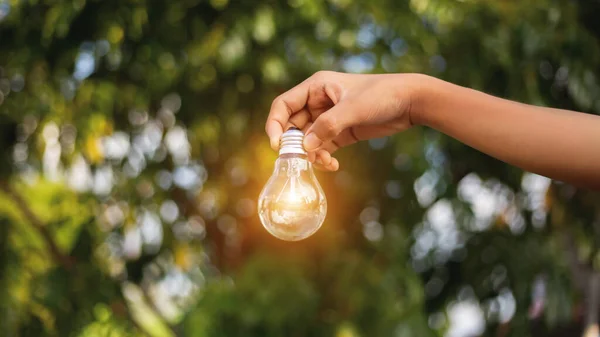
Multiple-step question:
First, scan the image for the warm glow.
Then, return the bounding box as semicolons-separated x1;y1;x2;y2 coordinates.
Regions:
258;153;327;241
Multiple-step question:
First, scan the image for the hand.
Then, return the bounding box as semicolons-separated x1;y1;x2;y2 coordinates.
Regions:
266;71;425;171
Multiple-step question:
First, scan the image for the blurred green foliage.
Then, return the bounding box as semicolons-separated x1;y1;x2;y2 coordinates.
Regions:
1;0;600;336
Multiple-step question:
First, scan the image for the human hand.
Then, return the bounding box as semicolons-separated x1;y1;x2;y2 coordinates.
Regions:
266;71;425;171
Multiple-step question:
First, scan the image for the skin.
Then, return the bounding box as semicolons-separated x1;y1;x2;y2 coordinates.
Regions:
266;71;600;190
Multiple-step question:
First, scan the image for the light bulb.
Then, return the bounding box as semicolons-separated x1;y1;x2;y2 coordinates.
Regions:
258;128;327;241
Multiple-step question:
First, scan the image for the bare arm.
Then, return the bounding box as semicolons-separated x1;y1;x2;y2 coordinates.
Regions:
415;76;600;189
265;71;600;189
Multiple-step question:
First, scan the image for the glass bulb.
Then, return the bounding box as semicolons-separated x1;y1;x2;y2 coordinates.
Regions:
258;128;327;241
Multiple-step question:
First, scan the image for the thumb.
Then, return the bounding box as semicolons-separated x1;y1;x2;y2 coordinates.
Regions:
303;103;353;151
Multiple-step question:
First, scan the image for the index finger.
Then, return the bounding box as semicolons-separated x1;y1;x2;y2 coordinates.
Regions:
266;79;311;150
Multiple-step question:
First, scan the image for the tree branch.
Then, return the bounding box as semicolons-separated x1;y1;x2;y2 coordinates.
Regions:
0;181;74;270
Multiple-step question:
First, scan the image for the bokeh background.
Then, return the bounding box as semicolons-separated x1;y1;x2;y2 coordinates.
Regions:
1;0;600;336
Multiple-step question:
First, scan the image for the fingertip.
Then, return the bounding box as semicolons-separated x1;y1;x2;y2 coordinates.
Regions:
307;151;317;163
330;158;340;171
313;156;338;172
270;137;280;151
317;150;332;166
266;121;283;150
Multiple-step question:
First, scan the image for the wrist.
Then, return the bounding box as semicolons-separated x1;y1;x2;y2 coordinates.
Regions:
403;74;443;127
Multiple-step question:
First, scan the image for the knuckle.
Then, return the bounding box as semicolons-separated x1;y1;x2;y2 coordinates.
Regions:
270;95;283;109
313;70;333;81
271;96;291;115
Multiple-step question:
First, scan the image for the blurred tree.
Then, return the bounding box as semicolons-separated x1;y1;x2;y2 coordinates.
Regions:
0;0;599;336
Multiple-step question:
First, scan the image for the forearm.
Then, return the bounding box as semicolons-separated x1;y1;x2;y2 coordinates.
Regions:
413;75;600;189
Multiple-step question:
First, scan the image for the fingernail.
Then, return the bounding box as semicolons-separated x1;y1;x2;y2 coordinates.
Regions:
270;138;279;150
304;133;322;151
315;159;323;165
332;161;339;171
